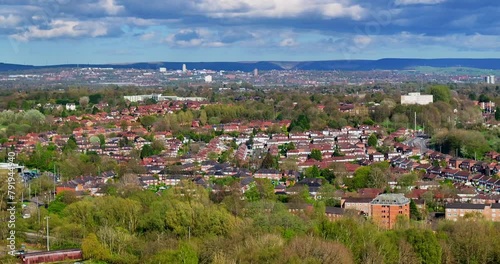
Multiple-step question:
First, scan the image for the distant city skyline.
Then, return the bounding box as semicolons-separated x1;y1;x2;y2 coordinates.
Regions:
1;0;499;65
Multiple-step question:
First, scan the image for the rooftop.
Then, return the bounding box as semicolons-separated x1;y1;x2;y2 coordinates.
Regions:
445;203;485;210
371;193;410;205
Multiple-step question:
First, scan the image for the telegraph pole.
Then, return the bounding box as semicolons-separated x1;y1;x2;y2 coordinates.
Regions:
45;216;50;251
414;112;417;132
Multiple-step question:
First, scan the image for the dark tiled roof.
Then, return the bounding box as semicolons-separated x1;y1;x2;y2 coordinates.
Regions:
325;207;345;215
446;203;485;210
344;197;373;203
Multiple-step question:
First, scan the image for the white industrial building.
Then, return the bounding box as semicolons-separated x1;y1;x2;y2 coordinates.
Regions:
401;92;434;105
65;103;76;111
124;94;161;103
159;67;167;72
485;75;496;84
204;75;213;83
124;94;206;102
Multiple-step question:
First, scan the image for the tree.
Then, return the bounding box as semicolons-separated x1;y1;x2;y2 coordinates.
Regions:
140;144;154;158
367;133;378;147
304;165;321;178
151;140;165;155
89;93;103;104
79;96;90;109
367;167;388;188
333;145;344;157
478;94;490;103
82;233;111;261
23;109;45;132
348;166;371;190
409;199;422;221
63;135;78;152
288;114;310;132
147;243;198;264
279;157;298;171
261;153;276;169
495;107;500;121
199;110;207;126
310;149;323;161
428;85;451;103
98;134;106;149
398;173;418;189
284;236;354;264
245;179;275;202
140;115;157;130
404;228;442;264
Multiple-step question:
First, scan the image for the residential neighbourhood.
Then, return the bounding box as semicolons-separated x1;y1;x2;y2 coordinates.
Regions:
3;94;500;230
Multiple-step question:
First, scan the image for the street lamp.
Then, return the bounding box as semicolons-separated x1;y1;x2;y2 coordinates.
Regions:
45;216;50;251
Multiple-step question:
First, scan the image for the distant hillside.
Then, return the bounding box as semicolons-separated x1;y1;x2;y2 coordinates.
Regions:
0;63;36;72
2;58;500;72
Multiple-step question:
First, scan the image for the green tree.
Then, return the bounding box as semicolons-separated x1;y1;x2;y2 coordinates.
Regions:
245;179;275;202
89;93;103;104
428;85;451;103
261;153;276;169
404;228;442;264
81;233;111;261
199;110;207;126
304;165;321;178
478;94;490;103
147;243;198;264
98;134;105;149
310;149;323;161
495;107;500;121
141;144;154;158
367;133;378;147
347;166;371;190
288;114;310;132
409;199;422;221
140;115;157;130
23;109;45;130
398;173;418;190
151;140;165;155
63;135;78;152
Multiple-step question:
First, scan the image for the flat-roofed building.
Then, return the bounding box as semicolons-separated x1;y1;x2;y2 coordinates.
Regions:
371;193;410;229
401;92;433;105
342;197;373;216
445;203;500;221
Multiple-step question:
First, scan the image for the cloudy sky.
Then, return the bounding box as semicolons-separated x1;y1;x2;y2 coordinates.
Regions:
1;0;499;65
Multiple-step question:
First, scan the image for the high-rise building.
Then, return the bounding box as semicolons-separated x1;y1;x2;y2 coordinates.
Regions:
204;75;212;83
485;75;496;84
370;193;410;229
253;68;258;77
182;64;187;73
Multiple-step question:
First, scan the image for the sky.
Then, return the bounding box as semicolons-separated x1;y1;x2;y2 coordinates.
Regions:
0;0;499;65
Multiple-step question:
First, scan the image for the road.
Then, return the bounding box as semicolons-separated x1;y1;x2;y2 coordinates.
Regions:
405;136;429;153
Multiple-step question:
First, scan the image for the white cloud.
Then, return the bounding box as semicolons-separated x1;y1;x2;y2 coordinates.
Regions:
351;32;500;51
164;28;226;47
322;3;365;20
353;35;372;47
139;31;156;41
0;14;22;28
10;20;109;41
279;38;297;47
99;0;125;15
192;0;367;20
395;0;446;5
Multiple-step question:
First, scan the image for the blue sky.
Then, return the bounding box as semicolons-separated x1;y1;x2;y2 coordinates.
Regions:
1;0;499;65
